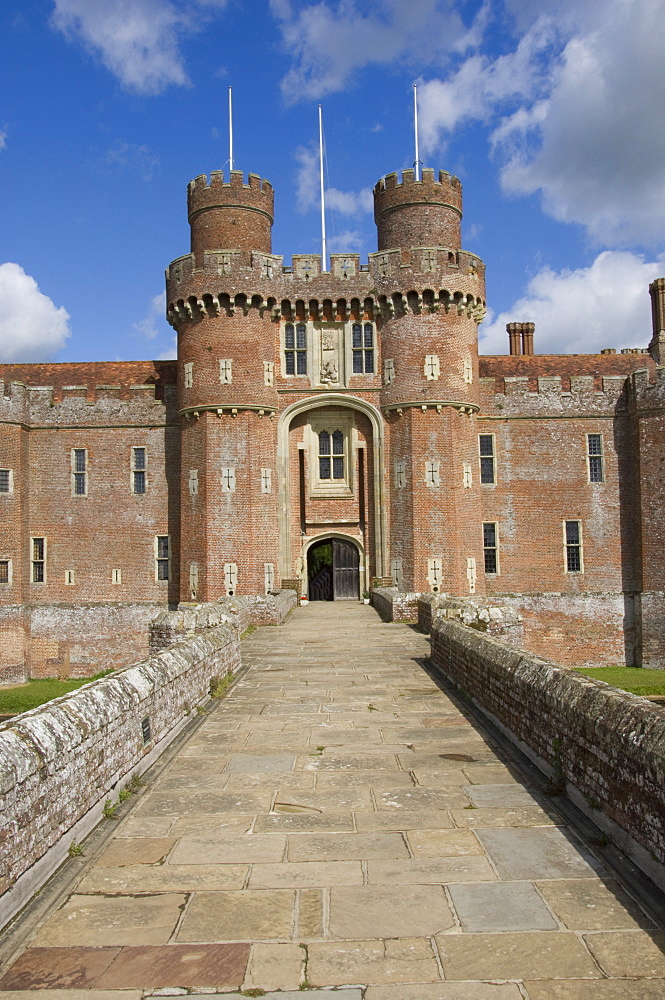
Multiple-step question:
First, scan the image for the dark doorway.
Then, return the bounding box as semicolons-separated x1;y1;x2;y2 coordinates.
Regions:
307;538;360;601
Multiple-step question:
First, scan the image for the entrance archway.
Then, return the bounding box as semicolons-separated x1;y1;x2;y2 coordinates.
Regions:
307;537;360;601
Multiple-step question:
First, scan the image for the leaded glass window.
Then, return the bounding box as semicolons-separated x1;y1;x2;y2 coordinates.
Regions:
318;429;345;480
285;323;307;375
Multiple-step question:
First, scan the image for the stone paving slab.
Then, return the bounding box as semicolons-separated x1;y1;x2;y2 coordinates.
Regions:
2;602;664;996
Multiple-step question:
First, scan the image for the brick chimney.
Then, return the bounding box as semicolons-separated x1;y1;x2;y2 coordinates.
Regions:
507;322;535;356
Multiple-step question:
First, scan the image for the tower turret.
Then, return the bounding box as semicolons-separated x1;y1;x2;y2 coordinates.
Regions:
188;169;274;263
373;167;462;252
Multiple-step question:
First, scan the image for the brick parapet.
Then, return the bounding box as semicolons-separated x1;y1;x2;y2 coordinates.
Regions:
372;586;420;622
165;249;485;326
429;616;665;888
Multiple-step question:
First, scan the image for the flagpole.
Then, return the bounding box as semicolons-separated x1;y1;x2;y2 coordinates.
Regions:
229;87;234;171
413;83;420;181
319;104;328;272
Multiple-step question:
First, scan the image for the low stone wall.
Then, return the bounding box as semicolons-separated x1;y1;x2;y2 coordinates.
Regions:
0;614;240;931
150;590;296;651
372;587;421;623
419;596;524;648
429;614;665;886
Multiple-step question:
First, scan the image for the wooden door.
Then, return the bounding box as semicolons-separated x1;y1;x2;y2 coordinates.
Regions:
333;538;359;600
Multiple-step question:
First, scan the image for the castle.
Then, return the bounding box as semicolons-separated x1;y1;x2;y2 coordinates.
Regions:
1;164;665;680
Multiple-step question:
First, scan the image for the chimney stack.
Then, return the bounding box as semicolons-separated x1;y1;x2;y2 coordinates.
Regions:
507;321;535;356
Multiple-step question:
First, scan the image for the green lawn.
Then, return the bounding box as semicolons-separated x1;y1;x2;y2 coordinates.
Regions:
0;672;112;716
574;666;665;696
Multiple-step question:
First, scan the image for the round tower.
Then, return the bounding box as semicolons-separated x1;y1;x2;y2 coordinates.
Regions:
373;168;486;598
374;167;462;251
188;169;274;263
167;168;280;604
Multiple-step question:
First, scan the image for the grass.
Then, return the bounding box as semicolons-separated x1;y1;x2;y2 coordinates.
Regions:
0;670;113;716
574;666;665;696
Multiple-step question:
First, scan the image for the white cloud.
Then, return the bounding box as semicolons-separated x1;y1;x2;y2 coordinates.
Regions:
0;128;7;151
271;0;470;102
328;230;364;253
479;251;664;355
416;0;665;247
295;145;372;216
496;0;665;245
105;141;160;181
0;263;71;362
133;292;166;341
51;0;228;95
417;17;557;154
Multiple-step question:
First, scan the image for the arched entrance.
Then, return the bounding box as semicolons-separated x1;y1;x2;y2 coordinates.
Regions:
307;537;360;601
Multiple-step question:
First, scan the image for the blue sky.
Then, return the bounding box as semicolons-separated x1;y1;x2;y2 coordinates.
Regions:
1;0;664;364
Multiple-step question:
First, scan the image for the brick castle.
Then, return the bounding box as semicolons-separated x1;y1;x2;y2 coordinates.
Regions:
1;164;664;678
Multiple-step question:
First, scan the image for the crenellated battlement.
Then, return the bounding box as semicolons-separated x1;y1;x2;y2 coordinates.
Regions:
629;366;665;409
373;167;461;197
188;170;273;213
0;380;176;426
480;372;630;417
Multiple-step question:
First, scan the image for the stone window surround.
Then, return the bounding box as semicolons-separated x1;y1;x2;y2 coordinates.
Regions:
307;410;356;499
71;448;88;497
0;469;14;495
132;446;147;495
281;320;378;389
155;535;170;582
0;558;12;586
564;520;584;573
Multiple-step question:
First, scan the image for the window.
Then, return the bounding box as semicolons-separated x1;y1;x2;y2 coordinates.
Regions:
479;434;495;484
467;556;477;594
112;568;122;585
156;535;170;581
0;469;13;494
564;520;583;572
284;323;307;375
132;447;146;495
65;569;75;585
189;469;199;496
384;359;395;385
352;323;375;374
463;359;473;384
463;463;473;488
31;537;45;583
184;362;193;388
264;361;274;386
587;434;604;483
260;468;272;493
483;523;498;574
72;449;87;496
318;429;345;481
219;359;233;384
309;412;353;496
0;560;11;585
395;461;406;489
264;563;275;594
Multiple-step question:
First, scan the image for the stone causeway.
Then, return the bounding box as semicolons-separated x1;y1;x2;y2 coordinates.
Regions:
1;603;665;998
